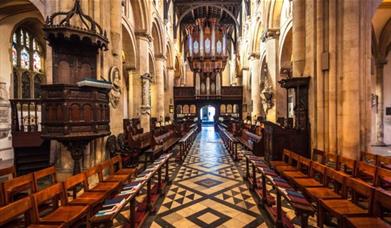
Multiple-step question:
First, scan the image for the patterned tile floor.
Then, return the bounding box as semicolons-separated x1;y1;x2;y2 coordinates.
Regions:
149;126;269;227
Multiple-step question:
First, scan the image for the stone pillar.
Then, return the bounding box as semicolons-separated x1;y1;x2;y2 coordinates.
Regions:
155;57;166;119
167;68;175;119
136;33;151;131
375;61;386;145
140;73;152;131
292;0;306;76
242;68;250;118
250;56;261;121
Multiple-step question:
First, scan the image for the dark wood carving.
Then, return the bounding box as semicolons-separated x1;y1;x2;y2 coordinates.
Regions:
41;0;110;174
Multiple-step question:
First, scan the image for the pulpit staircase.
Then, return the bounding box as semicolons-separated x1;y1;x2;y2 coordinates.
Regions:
10;99;50;175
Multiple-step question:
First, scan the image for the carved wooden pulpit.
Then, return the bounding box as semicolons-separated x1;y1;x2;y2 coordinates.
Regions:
41;0;110;174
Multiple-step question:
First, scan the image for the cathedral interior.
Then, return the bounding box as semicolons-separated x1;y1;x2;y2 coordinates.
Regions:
0;0;391;227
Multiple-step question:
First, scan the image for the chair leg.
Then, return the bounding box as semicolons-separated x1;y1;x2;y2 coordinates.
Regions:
318;203;325;228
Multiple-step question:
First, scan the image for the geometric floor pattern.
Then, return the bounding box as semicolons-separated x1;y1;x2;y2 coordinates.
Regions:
150;126;269;227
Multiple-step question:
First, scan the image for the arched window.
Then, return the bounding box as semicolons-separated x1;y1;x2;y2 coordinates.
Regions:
12;27;44;98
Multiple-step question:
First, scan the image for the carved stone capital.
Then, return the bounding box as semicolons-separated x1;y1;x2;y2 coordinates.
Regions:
261;28;280;42
135;31;152;42
140;105;151;115
140;73;152;81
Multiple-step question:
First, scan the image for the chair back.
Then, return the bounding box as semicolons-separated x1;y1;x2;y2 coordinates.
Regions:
313;149;325;164
377;155;391;169
111;155;123;171
373;188;391;217
290;152;300;168
99;160;114;177
355;162;377;184
0;197;33;226
31;183;65;222
282;149;291;164
360;152;378;165
325;167;348;197
309;162;326;183
297;156;312;174
84;165;103;188
338;156;356;175
325;153;338;169
0;165;16;180
346;178;375;211
2;173;35;205
33;166;57;191
374;167;391;189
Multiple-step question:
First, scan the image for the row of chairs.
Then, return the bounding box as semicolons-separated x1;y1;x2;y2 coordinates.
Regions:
272;149;391;227
0;155;135;227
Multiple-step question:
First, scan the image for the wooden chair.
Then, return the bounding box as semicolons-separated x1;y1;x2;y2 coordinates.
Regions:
1;173;36;205
99;160;129;184
291;161;327;189
313;149;326;164
281;156;312;180
374;167;391;190
318;177;375;227
111;155;137;178
0;165;16;180
345;188;391;228
338;156;356;176
63;173;106;211
325;153;338;169
355;161;377;184
360;152;378;166
0;197;64;228
31;183;89;227
84;165;120;194
377;155;391;170
270;149;291;168
33;166;57;191
275;151;300;173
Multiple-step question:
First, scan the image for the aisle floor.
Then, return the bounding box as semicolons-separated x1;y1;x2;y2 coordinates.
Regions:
150;126;269;227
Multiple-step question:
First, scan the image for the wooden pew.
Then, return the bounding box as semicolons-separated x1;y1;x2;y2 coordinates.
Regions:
374;167;391;190
31;183;89;227
290;162;326;189
354;161;377;184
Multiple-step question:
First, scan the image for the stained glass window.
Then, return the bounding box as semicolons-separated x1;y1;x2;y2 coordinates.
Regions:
21;48;29;69
33;51;41;72
12;45;17;66
11;27;44;98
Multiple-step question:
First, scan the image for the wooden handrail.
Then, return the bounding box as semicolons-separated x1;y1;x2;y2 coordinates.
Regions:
10;99;41;133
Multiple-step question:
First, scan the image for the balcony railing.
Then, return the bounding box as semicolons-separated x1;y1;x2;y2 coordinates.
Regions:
10;99;41;133
174;86;242;101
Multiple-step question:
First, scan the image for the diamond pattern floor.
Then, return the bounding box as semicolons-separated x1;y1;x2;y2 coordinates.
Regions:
150;126;268;227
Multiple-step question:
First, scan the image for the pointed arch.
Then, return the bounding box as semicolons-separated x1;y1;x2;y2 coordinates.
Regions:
130;0;149;33
151;17;165;56
122;19;137;70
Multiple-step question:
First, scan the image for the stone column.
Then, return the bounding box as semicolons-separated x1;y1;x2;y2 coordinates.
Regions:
250;56;261;121
242;68;250;118
375;61;386;145
155;57;166;119
136;33;151;131
292;0;306;76
167;68;175;119
140;73;152;131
